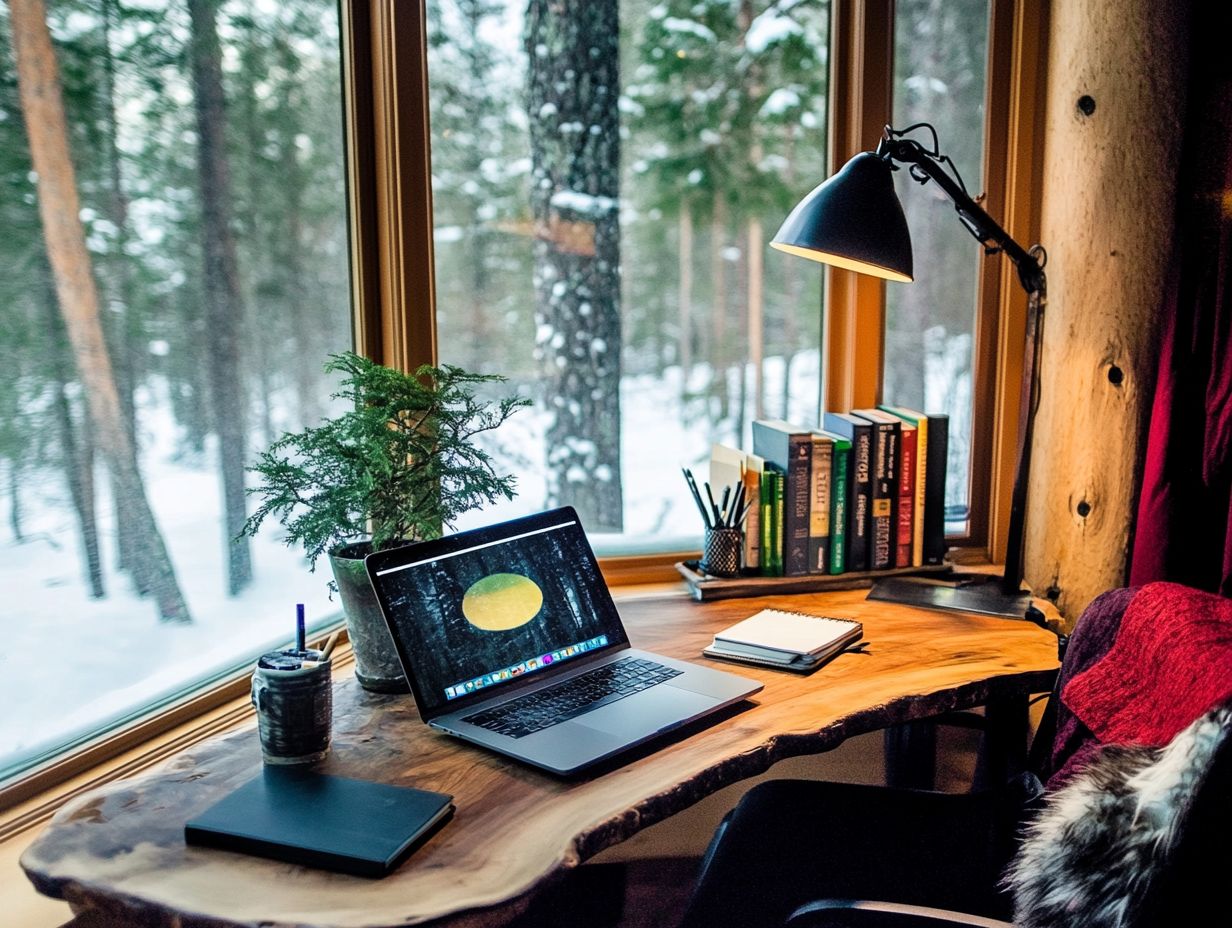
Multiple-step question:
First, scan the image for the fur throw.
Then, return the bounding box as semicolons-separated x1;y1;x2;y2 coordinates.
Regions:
1005;699;1232;928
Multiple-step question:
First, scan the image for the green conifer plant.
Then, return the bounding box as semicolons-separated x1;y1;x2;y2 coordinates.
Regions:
241;351;529;575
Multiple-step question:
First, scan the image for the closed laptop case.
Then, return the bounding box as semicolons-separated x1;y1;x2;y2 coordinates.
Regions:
185;768;454;878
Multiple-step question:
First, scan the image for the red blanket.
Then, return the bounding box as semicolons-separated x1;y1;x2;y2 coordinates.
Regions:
1063;581;1232;747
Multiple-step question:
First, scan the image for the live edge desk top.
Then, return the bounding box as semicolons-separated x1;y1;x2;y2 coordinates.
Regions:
22;589;1059;928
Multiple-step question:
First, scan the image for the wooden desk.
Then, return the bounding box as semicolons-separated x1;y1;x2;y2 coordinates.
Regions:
22;589;1058;928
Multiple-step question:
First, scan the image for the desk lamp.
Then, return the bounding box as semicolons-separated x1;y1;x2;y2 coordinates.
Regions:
772;123;1046;619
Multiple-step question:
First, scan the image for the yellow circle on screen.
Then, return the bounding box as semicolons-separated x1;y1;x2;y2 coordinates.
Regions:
461;573;544;631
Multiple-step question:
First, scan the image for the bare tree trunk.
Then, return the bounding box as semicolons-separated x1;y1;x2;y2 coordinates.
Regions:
188;0;252;594
781;128;801;419
526;0;624;532
46;289;105;598
100;0;145;582
284;131;320;429
235;27;277;446
10;0;189;621
710;198;730;421
8;461;24;543
747;216;764;421
678;204;693;386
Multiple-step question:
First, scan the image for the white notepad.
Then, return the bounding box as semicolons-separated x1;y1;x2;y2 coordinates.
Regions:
712;609;863;660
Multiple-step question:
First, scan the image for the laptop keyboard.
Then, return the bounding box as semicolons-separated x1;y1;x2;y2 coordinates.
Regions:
461;657;682;739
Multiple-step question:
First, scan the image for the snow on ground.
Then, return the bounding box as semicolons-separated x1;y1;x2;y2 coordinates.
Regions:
0;353;819;777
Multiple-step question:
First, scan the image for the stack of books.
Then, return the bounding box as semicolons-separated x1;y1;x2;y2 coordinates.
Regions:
703;609;864;673
704;407;949;578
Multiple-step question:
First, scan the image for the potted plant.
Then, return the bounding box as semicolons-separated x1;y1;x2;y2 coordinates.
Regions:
242;351;529;692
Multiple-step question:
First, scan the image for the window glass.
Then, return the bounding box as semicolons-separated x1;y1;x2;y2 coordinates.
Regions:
427;0;830;553
0;0;350;780
883;0;990;533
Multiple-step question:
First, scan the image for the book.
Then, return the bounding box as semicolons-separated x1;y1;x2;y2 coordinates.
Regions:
759;466;775;576
760;468;785;576
922;413;949;565
704;608;863;671
708;443;745;504
185;769;454;878
880;406;928;567
752;420;812;577
770;469;785;575
701;644;834;672
816;429;851;574
852;409;901;570
893;418;916;566
742;454;764;572
822;412;873;571
808;432;833;574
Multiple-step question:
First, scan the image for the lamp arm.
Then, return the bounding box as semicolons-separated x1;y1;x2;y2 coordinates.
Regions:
877;135;1046;297
878;129;1046;600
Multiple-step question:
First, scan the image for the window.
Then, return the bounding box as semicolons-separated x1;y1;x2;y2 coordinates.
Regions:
0;0;1038;797
883;0;992;536
426;0;831;553
0;0;350;783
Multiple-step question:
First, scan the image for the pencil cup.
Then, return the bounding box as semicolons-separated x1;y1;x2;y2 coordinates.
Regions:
251;650;333;765
701;527;743;578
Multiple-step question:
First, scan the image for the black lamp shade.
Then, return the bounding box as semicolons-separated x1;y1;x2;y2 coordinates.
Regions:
770;152;914;282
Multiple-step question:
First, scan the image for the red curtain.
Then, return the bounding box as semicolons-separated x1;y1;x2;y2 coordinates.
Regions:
1129;12;1232;595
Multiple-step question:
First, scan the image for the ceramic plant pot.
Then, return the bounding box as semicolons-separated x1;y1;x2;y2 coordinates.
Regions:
328;541;409;693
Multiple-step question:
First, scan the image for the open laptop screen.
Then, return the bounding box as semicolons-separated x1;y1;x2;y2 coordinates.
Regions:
366;508;629;717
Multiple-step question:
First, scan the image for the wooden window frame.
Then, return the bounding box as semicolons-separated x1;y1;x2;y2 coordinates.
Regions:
826;0;1044;561
365;0;1045;570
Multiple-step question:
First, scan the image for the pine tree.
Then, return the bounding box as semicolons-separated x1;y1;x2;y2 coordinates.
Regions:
9;0;190;622
629;0;828;424
525;0;625;531
188;0;252;596
428;0;530;380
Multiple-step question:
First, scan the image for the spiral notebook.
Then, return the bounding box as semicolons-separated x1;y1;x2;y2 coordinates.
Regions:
703;609;863;672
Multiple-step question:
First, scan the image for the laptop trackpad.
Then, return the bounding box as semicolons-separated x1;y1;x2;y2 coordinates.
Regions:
573;685;713;740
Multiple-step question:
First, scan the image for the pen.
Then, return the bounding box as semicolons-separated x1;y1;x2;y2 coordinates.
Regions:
296;603;306;653
682;468;712;529
729;484;745;527
319;631;341;661
704;482;721;526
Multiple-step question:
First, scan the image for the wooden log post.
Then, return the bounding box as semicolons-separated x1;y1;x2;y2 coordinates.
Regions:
1025;1;1189;622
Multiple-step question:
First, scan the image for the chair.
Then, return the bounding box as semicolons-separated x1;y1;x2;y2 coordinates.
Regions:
678;585;1232;928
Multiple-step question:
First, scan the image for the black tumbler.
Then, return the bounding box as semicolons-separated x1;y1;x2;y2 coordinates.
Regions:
251;650;333;765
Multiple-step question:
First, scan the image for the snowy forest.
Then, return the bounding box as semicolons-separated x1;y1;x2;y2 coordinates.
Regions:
0;0;989;775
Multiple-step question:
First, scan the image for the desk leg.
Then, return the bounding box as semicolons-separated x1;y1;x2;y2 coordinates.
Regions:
974;694;1031;790
883;722;936;790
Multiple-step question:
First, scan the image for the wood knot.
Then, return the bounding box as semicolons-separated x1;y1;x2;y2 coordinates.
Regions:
1077;94;1096;116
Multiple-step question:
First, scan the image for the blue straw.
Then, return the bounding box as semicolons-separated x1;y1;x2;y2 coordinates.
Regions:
296;603;306;653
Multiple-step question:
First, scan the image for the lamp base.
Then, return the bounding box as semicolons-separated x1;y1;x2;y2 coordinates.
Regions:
867;573;1033;620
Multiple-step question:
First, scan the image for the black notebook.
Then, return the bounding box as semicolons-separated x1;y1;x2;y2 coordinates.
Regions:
185;768;454;878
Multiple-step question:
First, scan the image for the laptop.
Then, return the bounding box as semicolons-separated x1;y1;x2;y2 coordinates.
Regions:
365;507;763;775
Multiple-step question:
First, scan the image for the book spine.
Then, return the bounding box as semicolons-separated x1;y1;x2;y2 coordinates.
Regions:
868;421;898;570
923;415;949;565
848;424;873;571
742;462;762;572
912;417;927;567
770;469;786;576
781;437;812;576
807;436;832;574
759;469;775;576
829;444;849;574
896;428;916;567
